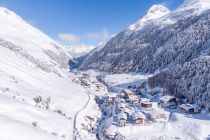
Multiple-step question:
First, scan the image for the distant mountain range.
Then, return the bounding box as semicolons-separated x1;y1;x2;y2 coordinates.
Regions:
66;44;95;58
79;0;210;111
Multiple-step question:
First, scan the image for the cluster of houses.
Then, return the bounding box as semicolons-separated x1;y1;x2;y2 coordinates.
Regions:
101;88;202;139
102;89;168;139
72;73;105;92
159;95;201;113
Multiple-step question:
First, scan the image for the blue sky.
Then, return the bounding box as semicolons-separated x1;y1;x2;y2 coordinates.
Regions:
0;0;183;45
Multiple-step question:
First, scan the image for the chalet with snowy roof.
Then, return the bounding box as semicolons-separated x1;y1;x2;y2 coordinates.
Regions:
130;95;140;104
122;89;135;99
141;101;153;110
104;125;117;139
149;109;167;122
179;104;201;113
118;112;127;127
133;112;146;125
160;95;177;107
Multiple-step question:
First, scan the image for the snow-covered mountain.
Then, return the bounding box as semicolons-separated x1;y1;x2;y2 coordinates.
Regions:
79;0;210;110
0;7;72;74
0;7;89;140
128;5;170;31
66;44;95;58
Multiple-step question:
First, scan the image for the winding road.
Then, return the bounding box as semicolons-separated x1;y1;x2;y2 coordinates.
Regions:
73;91;90;140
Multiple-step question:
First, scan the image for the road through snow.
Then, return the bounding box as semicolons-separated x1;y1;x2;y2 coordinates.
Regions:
73;91;90;140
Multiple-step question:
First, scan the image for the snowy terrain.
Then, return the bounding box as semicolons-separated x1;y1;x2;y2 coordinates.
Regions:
0;0;210;140
0;46;90;140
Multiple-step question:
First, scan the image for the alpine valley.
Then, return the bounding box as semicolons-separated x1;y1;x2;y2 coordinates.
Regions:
0;0;210;140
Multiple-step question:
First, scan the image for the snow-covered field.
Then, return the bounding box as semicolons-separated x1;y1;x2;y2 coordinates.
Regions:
104;73;152;93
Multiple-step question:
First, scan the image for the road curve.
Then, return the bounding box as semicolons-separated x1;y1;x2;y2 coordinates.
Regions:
73;91;90;140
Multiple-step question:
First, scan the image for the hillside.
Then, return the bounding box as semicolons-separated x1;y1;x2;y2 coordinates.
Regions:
79;0;210;110
80;1;210;73
0;7;89;140
0;7;71;74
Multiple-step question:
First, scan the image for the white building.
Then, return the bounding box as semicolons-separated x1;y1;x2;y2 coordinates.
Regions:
118;112;127;127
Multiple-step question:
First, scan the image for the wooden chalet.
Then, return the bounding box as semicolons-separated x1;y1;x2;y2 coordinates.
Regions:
141;101;153;109
133;112;146;125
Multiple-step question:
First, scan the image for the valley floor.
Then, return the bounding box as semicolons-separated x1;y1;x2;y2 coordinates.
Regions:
73;71;210;140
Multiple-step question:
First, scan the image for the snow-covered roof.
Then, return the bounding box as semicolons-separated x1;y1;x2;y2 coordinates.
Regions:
130;95;139;101
141;98;150;102
141;101;152;105
107;93;117;98
160;95;175;102
122;89;134;95
105;125;117;136
118;112;127;120
133;112;146;120
179;104;199;110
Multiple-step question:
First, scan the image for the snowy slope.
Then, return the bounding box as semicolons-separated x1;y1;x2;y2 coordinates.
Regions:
0;7;89;140
0;7;71;73
0;46;88;140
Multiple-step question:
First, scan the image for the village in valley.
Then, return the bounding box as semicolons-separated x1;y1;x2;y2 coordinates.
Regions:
71;71;209;140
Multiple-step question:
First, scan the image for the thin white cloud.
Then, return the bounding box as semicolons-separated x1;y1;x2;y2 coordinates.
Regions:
85;29;111;42
58;33;80;44
57;29;113;45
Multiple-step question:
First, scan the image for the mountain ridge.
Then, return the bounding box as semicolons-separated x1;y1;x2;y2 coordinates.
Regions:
79;1;210;110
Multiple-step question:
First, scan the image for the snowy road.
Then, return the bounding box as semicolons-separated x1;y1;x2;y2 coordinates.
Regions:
73;91;90;140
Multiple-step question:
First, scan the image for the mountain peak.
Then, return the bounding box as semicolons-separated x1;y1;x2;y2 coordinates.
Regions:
146;5;170;17
128;5;170;31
